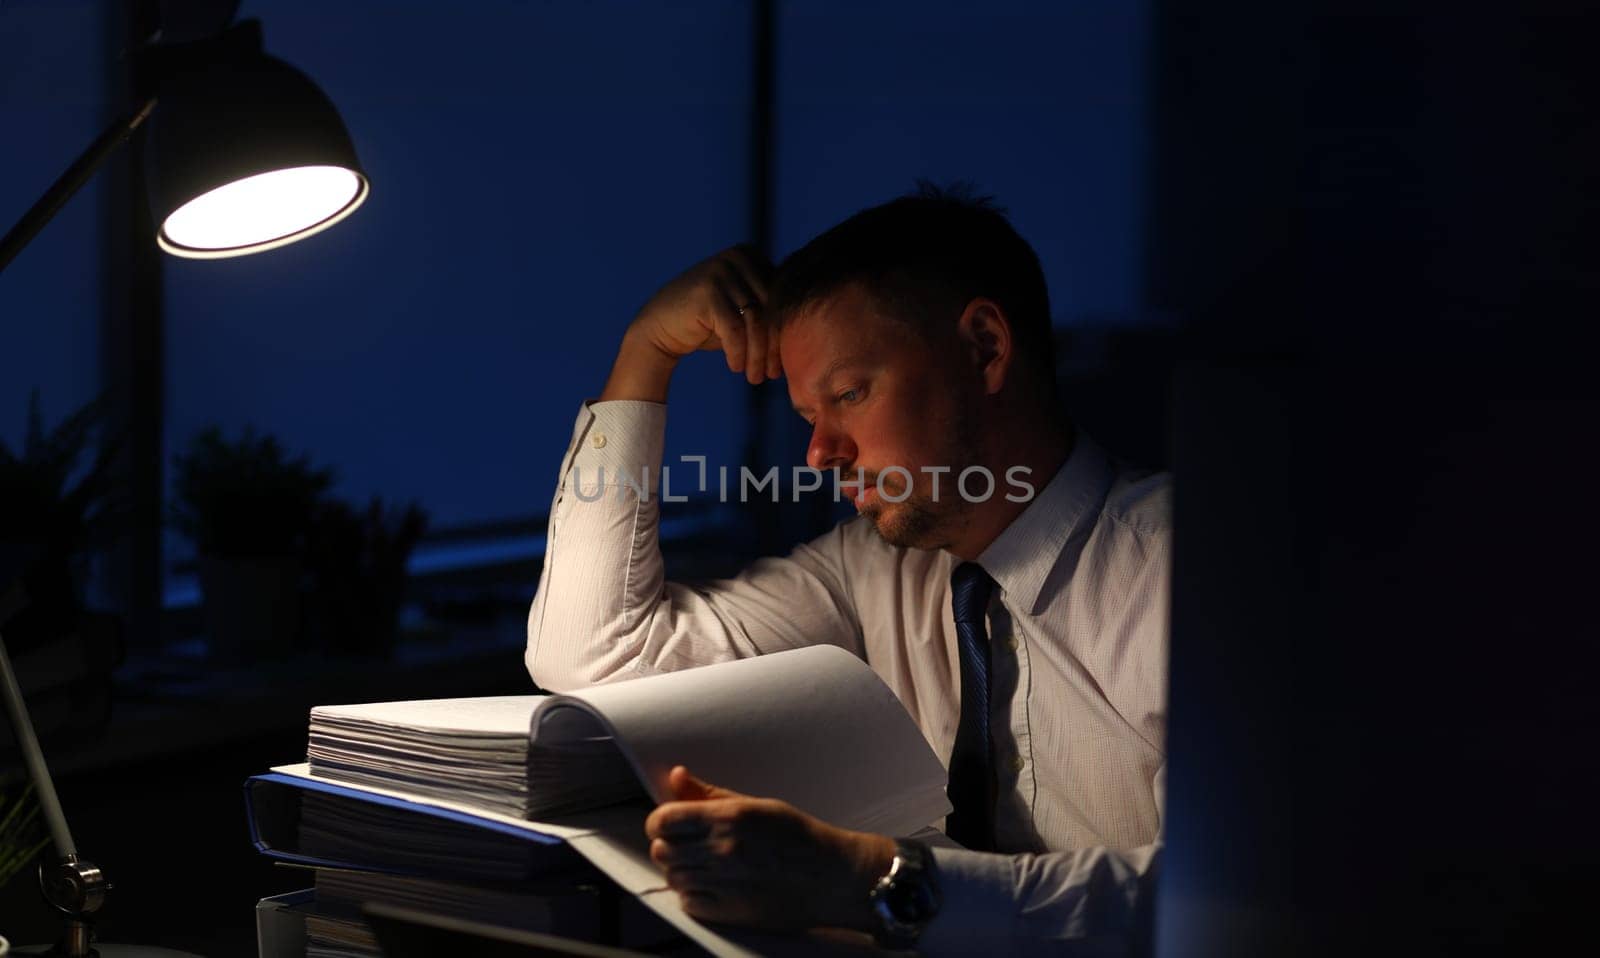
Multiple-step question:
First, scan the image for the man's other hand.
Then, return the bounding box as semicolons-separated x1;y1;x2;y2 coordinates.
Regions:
599;247;776;402
644;765;896;932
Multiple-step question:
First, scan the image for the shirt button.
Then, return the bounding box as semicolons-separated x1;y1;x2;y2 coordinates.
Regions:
590;433;608;449
1006;635;1020;651
1009;754;1026;774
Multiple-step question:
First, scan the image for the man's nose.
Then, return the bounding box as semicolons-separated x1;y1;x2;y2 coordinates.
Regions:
806;419;855;472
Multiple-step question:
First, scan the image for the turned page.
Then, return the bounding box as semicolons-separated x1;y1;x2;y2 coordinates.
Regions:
529;645;951;837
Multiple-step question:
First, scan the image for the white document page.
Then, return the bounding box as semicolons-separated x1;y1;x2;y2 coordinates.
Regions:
530;645;952;837
311;695;543;735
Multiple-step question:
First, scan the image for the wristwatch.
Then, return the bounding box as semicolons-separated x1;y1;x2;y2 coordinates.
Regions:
868;839;941;950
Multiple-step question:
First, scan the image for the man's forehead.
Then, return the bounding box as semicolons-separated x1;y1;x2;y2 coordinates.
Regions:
780;309;881;385
793;281;883;324
781;287;892;358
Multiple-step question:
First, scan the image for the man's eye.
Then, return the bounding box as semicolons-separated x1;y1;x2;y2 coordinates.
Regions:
837;389;859;404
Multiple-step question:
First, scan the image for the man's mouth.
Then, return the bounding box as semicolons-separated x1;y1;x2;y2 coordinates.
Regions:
841;475;895;510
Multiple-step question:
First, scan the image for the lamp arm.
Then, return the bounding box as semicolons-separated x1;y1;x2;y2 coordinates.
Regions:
0;626;76;860
0;95;158;275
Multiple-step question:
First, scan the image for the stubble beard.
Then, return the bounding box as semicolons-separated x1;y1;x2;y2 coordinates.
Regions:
859;400;982;551
860;494;944;549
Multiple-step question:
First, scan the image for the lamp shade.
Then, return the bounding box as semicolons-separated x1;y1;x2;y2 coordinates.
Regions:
146;21;368;258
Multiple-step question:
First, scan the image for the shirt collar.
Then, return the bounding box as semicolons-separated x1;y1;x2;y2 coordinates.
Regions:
977;434;1115;616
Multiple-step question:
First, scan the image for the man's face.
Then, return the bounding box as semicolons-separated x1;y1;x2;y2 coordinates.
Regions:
780;284;982;550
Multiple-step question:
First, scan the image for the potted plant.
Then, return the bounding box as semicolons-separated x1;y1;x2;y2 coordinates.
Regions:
0;782;49;893
169;426;332;661
305;497;428;658
0;390;125;607
0;391;126;747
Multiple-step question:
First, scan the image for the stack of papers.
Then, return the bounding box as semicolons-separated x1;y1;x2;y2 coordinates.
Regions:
307;695;638;818
304;646;953;836
303;910;377;958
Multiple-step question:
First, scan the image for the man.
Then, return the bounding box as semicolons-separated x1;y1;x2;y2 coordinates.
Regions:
527;188;1169;955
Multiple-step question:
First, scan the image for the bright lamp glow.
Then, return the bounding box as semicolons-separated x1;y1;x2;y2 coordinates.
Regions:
158;165;367;258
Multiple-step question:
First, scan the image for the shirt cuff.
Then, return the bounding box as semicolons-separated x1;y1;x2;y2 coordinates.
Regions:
920;846;1018;955
563;400;666;494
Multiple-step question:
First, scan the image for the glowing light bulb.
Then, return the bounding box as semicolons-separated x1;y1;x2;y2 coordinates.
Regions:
159;165;367;258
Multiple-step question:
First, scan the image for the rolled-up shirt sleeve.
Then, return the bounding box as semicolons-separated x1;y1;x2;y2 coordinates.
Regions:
527;400;863;692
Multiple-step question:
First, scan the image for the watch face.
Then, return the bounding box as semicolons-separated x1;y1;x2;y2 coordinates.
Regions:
887;876;936;923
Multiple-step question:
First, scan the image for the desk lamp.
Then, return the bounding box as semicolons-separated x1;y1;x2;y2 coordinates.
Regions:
0;17;367;956
0;19;368;272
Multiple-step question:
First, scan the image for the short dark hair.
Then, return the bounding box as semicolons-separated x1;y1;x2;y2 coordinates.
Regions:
771;183;1056;393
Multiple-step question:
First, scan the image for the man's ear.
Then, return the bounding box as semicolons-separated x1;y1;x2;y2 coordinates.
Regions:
955;297;1014;395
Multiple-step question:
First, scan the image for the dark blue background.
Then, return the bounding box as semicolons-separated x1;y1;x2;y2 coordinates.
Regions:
2;0;1149;562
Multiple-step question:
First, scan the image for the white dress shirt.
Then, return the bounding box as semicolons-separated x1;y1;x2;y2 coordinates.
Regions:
528;400;1171;955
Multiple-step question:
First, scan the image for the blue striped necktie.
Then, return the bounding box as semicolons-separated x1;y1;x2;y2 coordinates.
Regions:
946;561;997;851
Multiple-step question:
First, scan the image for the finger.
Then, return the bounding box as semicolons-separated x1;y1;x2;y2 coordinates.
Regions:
679;888;728;921
766;319;784;381
651;836;717;868
665;864;715;892
646;801;713;840
673;875;777;926
720;279;761;380
681;893;755;927
710;259;763;380
742;301;768;385
669;765;743;801
724;245;773;304
664;863;719;896
712;254;760;316
710;294;747;373
666;765;709;800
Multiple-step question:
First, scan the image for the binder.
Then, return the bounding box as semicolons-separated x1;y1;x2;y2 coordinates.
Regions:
244;770;584;880
243;764;775;957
